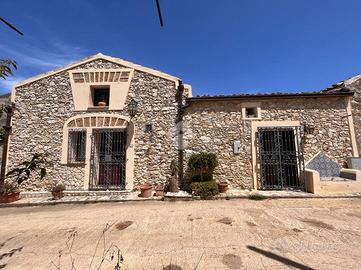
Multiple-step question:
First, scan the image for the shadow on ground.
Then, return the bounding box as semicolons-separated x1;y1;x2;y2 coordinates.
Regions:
247;245;314;270
0;237;23;269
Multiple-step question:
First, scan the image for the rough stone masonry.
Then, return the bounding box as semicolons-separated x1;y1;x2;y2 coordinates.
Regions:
6;55;356;191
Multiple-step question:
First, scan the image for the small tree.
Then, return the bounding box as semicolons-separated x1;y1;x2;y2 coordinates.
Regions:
0;59;17;79
6;153;51;185
167;159;179;192
188;152;218;182
188;153;219;199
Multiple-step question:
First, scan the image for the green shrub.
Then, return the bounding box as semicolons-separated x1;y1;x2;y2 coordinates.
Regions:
191;181;219;200
188;152;218;170
188;152;218;182
248;193;267;201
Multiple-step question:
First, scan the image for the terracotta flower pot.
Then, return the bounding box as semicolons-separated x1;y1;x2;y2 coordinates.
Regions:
218;182;229;193
98;101;107;106
52;191;64;200
155;186;164;197
139;184;152;198
0;192;20;203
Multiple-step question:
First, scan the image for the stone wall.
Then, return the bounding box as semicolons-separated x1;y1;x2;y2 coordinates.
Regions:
8;59;179;191
183;97;353;189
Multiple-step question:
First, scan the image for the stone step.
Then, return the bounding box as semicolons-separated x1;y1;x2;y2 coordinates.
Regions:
21;190;132;198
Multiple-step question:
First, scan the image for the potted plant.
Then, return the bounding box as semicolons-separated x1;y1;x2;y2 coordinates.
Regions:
98;100;107;107
167;160;179;192
155;185;164;197
51;183;66;200
188;152;220;199
218;181;229;193
0;182;20;203
139;183;152;198
97;93;107;106
2;153;51;203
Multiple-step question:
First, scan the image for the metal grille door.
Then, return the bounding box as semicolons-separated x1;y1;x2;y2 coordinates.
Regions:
89;129;127;190
258;126;305;190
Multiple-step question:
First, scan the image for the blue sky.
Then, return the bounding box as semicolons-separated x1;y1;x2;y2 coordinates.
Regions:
1;0;361;95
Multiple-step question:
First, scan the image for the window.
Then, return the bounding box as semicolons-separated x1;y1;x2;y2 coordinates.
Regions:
68;130;86;163
245;107;258;118
92;87;110;107
242;103;261;120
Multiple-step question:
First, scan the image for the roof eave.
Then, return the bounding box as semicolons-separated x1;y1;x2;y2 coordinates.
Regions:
186;92;354;103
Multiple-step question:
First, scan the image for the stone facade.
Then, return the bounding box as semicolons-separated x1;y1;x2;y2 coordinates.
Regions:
8;58;180;191
5;54;357;191
183;96;353;189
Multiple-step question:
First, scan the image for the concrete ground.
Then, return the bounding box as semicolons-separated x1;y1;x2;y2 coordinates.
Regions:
0;199;360;270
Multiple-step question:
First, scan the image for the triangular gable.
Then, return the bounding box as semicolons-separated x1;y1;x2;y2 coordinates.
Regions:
12;53;180;89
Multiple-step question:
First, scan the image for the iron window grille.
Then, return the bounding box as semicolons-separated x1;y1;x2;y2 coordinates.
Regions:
68;130;87;163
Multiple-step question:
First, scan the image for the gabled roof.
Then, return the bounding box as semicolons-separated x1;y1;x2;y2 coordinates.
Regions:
13;53;180;88
322;73;361;93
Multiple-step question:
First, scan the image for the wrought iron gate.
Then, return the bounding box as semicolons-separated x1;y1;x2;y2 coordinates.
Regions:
89;129;127;190
257;126;305;190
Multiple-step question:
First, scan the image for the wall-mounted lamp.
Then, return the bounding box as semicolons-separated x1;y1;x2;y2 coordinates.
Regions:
128;98;138;118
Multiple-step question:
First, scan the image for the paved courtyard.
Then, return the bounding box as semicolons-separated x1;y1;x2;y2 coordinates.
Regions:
0;198;361;269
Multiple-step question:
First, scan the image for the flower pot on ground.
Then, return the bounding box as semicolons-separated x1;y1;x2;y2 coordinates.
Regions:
50;183;66;200
139;184;153;198
155;185;165;197
0;182;20;203
218;181;229;193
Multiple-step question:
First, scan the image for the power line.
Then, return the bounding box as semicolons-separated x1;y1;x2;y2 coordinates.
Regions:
155;0;164;27
0;17;23;35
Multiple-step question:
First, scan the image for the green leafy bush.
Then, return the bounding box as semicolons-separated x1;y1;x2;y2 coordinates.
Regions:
191;181;219;199
6;153;51;184
248;193;267;201
188;152;218;182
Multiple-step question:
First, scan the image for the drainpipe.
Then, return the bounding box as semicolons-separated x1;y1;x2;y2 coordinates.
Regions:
0;103;14;187
177;80;185;188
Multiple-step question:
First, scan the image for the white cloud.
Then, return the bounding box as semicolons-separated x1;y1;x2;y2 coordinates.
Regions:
0;42;90;69
0;41;91;93
0;76;26;93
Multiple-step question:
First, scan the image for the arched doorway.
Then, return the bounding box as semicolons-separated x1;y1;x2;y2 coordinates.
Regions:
62;114;135;190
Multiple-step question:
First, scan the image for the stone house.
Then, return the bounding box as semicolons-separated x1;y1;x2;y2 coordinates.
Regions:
3;53;361;193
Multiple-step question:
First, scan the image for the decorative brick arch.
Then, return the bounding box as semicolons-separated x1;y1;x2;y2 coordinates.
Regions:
65;114;130;128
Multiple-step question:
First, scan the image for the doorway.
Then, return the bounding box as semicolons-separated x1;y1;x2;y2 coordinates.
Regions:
257;126;305;190
89;129;127;190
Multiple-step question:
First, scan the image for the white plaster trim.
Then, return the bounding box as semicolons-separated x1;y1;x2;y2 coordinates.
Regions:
304;151;322;167
241;102;262;120
346;97;359;157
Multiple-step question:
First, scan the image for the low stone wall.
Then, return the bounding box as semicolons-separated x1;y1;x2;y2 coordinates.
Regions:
183;96;353;189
